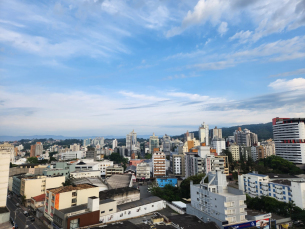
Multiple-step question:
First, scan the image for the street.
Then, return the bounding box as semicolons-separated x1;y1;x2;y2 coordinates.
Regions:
6;196;47;229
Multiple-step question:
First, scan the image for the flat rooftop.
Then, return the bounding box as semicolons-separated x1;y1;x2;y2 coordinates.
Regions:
58;203;87;214
247;173;267;177
99;187;139;200
267;173;297;179
71;170;100;173
117;196;162;211
48;184;97;194
270;180;291;186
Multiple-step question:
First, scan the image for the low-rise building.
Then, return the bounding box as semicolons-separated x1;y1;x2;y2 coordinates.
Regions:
99;187;140;205
60;151;83;160
75;160;100;171
136;162;150;180
30;194;45;210
106;165;124;177
238;173;305;209
71;170;100;179
44;184;100;221
107;174;133;189
100;160;114;176
156;177;178;188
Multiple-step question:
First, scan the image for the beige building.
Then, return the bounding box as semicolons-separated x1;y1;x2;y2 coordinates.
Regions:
153;151;166;177
70;143;80;152
136;162;151;179
0;142;15;163
44;184;99;221
100;160;114;175
105;165;124;177
0;149;11;208
215;155;229;176
20;175;65;206
228;144;240;161
182;137;200;153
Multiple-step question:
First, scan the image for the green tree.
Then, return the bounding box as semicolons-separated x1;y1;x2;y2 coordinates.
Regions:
151;184;181;202
180;173;207;199
27;157;39;164
62;174;74;186
145;154;152;159
222;149;233;164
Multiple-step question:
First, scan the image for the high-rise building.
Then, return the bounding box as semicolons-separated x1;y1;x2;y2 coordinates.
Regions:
149;133;159;154
30;144;36;157
234;128;258;147
83;138;91;147
199;122;209;145
170;151;185;177
228;144;240;161
272;117;305;164
0;142;15;163
239;146;251;160
162;134;171;154
153;151;166;177
184;131;194;142
210;126;222;139
0;149;11;217
35;142;43;156
126;130;137;156
112;139;118;149
185;153;204;178
260;140;275;158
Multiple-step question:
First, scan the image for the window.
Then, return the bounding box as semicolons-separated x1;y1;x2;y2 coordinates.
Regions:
72;192;77;197
101;211;105;214
109;209;113;211
70;219;79;229
152;205;154;207
240;215;245;221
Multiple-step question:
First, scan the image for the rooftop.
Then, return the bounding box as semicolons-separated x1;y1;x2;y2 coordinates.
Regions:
117;196;162;211
266;173;298;179
270;180;291;186
248;173;267;177
99;187;139;200
48;184;97;194
107;174;132;189
71;170;100;173
58;203;87;214
100;198;116;205
32;194;46;202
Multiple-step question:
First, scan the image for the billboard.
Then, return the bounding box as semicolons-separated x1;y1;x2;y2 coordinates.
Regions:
256;218;270;229
224;221;256;229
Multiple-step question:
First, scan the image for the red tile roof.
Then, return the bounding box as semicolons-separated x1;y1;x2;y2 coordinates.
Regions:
32;194;45;202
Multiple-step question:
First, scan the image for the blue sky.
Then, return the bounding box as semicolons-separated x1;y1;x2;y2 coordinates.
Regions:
0;0;305;137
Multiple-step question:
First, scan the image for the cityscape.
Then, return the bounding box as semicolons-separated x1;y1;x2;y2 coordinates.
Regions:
1;0;305;229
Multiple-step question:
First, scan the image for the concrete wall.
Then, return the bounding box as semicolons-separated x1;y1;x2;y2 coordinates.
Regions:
0;151;10;207
228;186;244;195
0;211;10;224
99;201;117;217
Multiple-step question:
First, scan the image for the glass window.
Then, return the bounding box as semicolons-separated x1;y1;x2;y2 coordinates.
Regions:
70;219;79;229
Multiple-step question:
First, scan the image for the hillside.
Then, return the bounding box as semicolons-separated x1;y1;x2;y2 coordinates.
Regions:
171;122;273;141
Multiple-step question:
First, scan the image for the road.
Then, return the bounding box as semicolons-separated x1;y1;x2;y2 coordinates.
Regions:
6;196;46;229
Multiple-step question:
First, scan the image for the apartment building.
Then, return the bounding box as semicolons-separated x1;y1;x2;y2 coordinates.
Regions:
238;173;305;209
100;160;113;175
35;142;43;156
199;122;209;145
210;126;222;139
136;162;150;179
153;151;166;177
239;146;251;160
234;128;258;147
273;117;305;164
70;144;80;152
211;138;226;155
204;155;229;176
14;175;65;206
149;133;159;154
187;171;248;228
170;152;185;177
228;144;240;161
44;184;99;221
60;151;83;160
0;149;11;213
105;165;124;177
185;153;204;178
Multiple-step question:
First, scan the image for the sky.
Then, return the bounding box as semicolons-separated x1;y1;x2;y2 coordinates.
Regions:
0;0;305;137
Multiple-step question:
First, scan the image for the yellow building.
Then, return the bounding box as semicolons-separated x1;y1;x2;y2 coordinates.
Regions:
44;184;99;221
20;175;65;206
228;144;240;161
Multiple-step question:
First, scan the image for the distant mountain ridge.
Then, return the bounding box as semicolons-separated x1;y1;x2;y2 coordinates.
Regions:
0;123;273;141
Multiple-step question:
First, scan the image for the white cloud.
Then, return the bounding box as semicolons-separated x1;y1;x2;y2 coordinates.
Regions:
269;68;305;78
0;19;25;28
119;91;168;101
268;78;305;91
166;0;305;41
229;30;252;43
218;21;228;36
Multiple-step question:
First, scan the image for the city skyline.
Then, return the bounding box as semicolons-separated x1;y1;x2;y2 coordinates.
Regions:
1;0;305;136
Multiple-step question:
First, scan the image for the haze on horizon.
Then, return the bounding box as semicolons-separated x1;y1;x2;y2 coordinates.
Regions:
0;0;305;137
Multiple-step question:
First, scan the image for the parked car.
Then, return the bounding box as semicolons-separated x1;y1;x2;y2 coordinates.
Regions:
15;203;20;207
29;216;35;222
23;211;29;217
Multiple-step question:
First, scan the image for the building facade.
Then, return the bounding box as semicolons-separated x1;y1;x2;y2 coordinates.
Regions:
234;128;258;147
136;163;150;179
199;122;209;145
228;144;240;161
126;130;137;156
35;142;43;156
212;138;226;155
149;133;159;154
105;165;124;177
239;173;305;209
272;117;305;164
153;151;166;177
170;152;185;177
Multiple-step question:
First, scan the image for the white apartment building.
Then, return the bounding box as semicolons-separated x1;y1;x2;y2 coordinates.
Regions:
35;142;43;156
272;117;305;164
210;126;222;139
204;155;229;176
136;162;151;179
60;151;83;160
212;138;226;155
199;122;209;145
112;139;118;149
153;151;166;177
251;146;257;161
0;142;15;163
238;173;305;209
228;144;240;161
44;184;99;221
126;130;137;156
187;171;247;228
